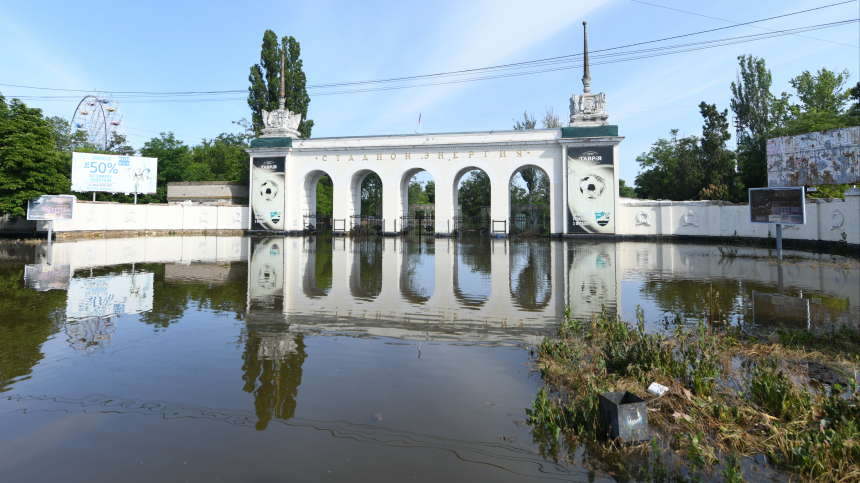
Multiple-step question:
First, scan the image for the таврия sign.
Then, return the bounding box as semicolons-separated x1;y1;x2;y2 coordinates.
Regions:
251;157;286;230
71;152;158;194
567;146;615;234
749;187;806;225
27;195;75;221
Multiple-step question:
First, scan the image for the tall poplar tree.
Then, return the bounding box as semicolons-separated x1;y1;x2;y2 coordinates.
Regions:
248;30;314;138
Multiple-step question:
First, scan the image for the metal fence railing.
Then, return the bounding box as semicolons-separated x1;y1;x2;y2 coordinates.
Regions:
350;215;384;236
303;214;332;233
509;215;551;236
401;215;435;236
453;216;490;237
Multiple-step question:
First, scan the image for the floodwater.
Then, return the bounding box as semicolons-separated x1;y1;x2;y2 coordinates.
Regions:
0;236;857;482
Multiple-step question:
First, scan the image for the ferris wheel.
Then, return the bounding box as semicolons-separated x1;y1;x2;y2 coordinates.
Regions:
70;92;124;150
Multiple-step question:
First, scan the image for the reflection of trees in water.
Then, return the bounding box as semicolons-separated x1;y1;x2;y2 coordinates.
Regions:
453;239;492;308
639;278;746;324
510;241;552;311
107;263;246;328
303;234;333;298
400;239;434;303
241;327;307;431
351;240;382;300
0;265;65;392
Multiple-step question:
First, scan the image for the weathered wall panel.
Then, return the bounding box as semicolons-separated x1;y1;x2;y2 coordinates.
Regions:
767;127;860;187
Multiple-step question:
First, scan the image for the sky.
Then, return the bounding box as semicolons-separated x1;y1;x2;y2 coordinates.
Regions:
1;0;858;187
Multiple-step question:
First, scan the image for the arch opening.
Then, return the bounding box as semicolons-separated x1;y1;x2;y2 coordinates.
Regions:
350;170;383;234
400;168;435;236
304;170;333;232
509;165;550;236
453;167;491;236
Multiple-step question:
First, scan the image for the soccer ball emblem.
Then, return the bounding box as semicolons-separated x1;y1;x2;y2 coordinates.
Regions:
260;180;279;201
578;175;605;199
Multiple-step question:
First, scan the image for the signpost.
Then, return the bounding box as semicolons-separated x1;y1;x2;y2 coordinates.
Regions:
749;187;806;260
27;195;75;265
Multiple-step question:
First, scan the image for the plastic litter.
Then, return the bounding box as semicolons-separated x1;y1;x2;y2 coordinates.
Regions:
647;382;668;396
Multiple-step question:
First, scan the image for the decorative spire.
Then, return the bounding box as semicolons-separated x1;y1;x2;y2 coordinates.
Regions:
582;21;591;94
278;50;286;110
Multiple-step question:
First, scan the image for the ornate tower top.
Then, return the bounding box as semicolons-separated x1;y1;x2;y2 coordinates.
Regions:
569;21;609;127
261;49;302;138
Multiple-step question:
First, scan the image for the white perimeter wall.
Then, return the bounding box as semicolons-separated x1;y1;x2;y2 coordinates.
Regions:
38;202;249;233
618;189;860;245
36;189;859;246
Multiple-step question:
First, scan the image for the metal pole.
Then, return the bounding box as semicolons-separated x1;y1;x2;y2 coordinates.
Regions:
775;223;783;260
93;192;96;202
134;193;137;204
47;220;53;265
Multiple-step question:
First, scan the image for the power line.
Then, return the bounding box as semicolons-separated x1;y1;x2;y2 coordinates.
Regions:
629;0;858;48
7;19;854;102
1;1;854;98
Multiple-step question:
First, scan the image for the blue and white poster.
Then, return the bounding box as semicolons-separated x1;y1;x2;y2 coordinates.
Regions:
71;152;158;194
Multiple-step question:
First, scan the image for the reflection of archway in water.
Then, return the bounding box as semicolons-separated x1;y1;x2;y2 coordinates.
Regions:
302;234;333;298
509;241;552;311
452;239;491;310
240;326;306;431
399;238;434;304
350;239;382;301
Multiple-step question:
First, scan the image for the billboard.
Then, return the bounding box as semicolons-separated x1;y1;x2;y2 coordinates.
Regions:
749;187;806;225
24;264;71;291
27;195;75;221
567;146;615;233
251;156;286;230
71;152;158;194
766;126;860;187
66;272;154;320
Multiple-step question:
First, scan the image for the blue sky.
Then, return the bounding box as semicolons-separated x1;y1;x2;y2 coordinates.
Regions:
1;0;857;187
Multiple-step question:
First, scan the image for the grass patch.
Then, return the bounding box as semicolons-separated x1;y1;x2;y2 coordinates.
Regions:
527;305;860;481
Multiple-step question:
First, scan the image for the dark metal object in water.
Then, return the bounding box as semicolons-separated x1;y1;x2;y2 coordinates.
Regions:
598;391;649;443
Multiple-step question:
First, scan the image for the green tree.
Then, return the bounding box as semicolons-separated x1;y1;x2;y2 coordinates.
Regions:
698;102;739;200
789;68;851;114
315;175;333;216
512;111;537;130
360;172;382;216
730;55;791;189
45;115;71;152
190;133;250;182
458;170;491;218
138;132;193;203
408;180;429;206
0;95;71;216
424;179;435;204
618;179;635;198
540;107;561;129
634;130;701;201
248;30;313;138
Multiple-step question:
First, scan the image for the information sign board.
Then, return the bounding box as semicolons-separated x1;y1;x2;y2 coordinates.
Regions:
749;187;806;225
71;152;158;194
27;195;75;221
